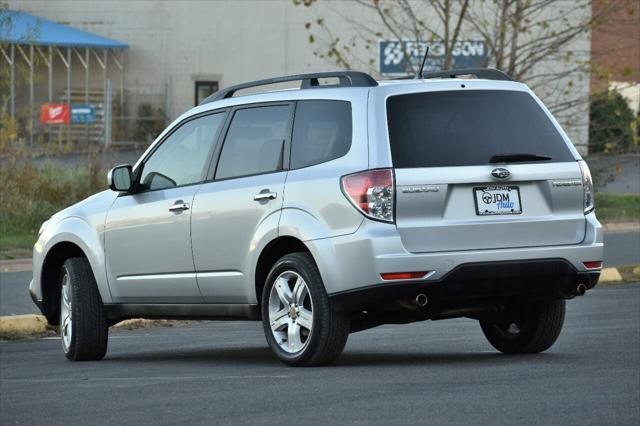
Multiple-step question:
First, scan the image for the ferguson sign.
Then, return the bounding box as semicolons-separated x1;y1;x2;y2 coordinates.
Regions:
379;40;487;75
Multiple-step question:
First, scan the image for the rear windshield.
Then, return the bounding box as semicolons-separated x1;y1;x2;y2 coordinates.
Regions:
386;90;574;168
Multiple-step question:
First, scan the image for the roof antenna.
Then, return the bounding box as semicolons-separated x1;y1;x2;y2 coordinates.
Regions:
415;45;430;79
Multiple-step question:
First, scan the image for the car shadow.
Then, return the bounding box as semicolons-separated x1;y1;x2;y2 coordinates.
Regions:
333;350;572;367
106;345;280;366
105;345;575;368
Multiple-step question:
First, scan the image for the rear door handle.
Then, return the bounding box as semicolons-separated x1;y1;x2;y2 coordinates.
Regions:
254;191;277;201
169;200;190;212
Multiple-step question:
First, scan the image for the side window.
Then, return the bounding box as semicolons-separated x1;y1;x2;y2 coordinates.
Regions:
291;100;352;169
215;105;290;180
139;113;225;191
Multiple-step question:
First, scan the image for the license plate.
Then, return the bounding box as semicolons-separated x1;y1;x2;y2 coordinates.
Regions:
474;186;522;215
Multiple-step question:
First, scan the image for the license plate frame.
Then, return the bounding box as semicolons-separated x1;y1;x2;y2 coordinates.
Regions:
473;185;522;216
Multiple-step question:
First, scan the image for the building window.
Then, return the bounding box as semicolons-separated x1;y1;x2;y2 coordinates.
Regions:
195;81;219;105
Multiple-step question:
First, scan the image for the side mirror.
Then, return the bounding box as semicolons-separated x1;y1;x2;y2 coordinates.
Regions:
108;165;133;192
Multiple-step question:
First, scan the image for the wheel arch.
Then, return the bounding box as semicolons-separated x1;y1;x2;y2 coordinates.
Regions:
37;218;111;324
40;241;88;324
254;236;311;308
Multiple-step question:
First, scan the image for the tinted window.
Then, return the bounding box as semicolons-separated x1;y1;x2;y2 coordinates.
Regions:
140;113;225;191
386;90;574;168
291;100;352;169
216;105;290;179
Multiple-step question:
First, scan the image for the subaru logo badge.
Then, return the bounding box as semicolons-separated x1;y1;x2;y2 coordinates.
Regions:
491;168;510;179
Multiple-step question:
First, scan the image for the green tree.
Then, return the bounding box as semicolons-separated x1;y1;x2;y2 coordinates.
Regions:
589;90;638;153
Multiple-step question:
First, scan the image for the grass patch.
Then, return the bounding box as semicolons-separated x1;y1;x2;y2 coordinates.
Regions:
0;233;35;251
595;193;640;222
0;160;105;253
0;248;32;260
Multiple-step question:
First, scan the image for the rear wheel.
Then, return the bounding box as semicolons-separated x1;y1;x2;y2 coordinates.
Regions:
261;252;350;366
480;299;565;354
60;257;108;361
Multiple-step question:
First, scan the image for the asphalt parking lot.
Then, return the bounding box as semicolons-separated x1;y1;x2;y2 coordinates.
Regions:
1;283;638;425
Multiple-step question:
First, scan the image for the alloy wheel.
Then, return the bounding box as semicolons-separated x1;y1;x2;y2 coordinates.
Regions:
268;270;314;354
60;271;73;352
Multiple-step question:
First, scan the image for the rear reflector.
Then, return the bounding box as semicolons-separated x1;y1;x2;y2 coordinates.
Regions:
583;261;603;270
380;271;429;280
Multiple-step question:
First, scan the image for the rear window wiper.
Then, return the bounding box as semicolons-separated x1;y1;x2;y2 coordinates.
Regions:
489;153;552;163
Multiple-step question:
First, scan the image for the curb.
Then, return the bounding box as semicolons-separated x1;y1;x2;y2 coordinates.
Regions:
602;221;640;233
0;315;186;338
0;314;49;334
600;267;623;282
0;259;32;273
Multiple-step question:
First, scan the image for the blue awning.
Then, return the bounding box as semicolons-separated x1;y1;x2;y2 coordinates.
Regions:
0;10;128;49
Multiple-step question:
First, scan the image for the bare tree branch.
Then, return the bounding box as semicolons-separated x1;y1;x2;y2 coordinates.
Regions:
294;0;621;118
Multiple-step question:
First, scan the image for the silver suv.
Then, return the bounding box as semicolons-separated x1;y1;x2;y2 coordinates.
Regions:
30;69;603;366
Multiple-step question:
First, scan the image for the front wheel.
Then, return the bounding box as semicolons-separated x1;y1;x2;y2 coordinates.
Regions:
261;252;350;367
480;299;565;354
60;257;108;361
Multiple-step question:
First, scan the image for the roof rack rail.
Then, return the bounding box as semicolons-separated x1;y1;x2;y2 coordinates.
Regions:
200;71;378;104
421;68;514;81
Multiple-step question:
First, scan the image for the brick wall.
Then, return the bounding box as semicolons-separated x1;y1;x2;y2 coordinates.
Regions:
591;0;640;94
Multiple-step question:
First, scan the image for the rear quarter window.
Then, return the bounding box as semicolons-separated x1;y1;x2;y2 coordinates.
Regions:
291;100;352;169
386;90;574;168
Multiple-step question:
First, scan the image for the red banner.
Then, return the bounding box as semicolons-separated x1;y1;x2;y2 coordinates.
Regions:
40;104;70;124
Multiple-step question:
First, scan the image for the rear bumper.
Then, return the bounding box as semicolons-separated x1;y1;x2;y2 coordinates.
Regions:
330;258;599;312
306;212;603;304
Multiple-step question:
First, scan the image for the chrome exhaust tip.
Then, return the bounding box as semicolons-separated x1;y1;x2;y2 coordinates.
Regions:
415;294;428;307
576;283;587;296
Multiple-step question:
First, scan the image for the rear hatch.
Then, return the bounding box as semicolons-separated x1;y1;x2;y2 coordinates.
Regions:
386;89;585;253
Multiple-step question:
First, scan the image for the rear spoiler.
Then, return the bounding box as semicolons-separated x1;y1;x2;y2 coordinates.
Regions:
422;68;514;81
395;68;514;82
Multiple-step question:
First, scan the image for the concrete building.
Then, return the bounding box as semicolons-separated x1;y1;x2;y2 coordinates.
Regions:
4;0;592;153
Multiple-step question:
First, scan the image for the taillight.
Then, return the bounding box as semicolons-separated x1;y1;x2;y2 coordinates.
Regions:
341;169;394;223
578;160;595;214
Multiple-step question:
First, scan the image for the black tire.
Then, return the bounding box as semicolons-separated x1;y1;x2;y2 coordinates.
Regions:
480;299;565;354
261;252;350;367
60;257;108;361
